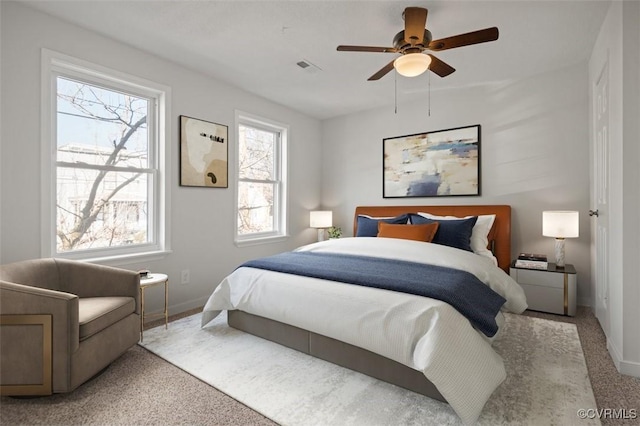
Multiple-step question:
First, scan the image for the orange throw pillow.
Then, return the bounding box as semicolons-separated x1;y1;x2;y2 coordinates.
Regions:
377;222;439;242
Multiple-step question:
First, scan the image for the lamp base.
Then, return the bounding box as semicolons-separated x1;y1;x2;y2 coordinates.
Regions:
554;238;565;268
317;229;325;242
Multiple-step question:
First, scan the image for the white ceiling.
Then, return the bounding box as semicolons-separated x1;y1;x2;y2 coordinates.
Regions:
21;0;610;120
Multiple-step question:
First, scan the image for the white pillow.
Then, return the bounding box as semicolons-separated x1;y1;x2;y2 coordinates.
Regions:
416;212;497;265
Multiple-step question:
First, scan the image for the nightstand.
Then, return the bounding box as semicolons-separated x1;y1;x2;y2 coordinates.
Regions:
510;262;577;316
139;273;169;341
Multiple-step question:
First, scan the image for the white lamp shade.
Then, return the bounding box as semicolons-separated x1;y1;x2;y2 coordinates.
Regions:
394;53;432;77
310;211;332;228
542;211;579;238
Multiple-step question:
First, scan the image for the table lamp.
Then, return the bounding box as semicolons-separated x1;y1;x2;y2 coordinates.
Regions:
542;211;579;268
310;211;332;242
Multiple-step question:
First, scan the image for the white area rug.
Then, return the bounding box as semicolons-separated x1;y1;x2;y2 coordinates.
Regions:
139;312;599;426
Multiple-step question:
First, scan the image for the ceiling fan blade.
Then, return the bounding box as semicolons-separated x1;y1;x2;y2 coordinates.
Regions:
368;59;396;81
428;27;499;51
404;7;428;46
337;45;398;53
427;54;456;77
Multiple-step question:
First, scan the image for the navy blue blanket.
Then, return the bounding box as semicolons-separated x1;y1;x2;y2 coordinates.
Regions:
239;251;506;337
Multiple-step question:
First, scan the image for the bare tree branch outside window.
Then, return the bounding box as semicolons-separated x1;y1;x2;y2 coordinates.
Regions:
237;125;278;235
56;78;150;252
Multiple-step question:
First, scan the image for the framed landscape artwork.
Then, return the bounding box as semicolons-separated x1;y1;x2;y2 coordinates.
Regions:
383;124;481;198
180;115;228;188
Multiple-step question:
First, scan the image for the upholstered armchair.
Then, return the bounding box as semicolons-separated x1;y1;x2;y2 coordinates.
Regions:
0;258;140;395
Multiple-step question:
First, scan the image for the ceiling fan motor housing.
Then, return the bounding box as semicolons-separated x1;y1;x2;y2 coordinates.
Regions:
393;29;432;53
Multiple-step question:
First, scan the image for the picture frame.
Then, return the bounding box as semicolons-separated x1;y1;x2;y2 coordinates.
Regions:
180;115;229;188
383;124;481;198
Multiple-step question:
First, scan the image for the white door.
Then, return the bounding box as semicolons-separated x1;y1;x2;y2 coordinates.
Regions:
592;60;610;335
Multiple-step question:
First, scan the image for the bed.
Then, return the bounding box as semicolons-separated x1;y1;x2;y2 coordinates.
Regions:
202;205;527;424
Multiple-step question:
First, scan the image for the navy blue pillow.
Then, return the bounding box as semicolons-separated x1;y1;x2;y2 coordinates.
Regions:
356;214;409;237
409;214;478;252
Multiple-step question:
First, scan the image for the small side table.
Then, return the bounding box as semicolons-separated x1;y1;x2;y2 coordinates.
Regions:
139;273;168;342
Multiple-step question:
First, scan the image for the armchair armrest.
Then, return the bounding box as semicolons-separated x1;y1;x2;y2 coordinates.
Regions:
0;281;79;351
55;259;140;314
1;281;79;392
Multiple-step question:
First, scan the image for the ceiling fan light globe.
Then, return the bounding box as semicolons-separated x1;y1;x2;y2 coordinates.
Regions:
394;53;432;77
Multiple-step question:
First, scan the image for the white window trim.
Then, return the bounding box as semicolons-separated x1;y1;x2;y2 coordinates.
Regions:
234;110;289;247
40;49;172;262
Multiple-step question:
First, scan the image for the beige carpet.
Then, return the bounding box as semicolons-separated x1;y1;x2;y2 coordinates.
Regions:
137;311;598;425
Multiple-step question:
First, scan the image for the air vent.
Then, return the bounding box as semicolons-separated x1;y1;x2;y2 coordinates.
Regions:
296;59;322;74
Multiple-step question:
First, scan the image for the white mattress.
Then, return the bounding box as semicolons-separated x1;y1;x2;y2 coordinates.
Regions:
202;237;527;424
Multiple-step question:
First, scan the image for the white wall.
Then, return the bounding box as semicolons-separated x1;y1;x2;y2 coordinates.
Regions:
321;63;592;305
589;0;640;376
0;2;322;314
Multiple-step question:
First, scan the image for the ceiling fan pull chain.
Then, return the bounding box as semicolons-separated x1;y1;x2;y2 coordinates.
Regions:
428;70;431;117
394;70;398;114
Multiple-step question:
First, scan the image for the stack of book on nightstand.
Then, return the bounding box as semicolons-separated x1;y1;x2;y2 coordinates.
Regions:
515;253;548;270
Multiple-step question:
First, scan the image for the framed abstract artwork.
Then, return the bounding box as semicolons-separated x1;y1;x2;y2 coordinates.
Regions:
383;124;481;198
180;115;228;188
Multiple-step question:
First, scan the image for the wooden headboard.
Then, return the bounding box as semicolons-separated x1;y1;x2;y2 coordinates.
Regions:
354;205;512;272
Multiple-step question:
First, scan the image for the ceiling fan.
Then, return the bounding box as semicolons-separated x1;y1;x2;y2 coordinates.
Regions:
337;7;499;81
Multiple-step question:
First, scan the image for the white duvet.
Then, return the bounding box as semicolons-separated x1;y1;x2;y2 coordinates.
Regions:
202;237;527;424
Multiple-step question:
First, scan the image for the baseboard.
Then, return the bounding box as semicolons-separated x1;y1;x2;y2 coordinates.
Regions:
577;298;591;308
619;360;640;378
168;295;208;317
606;338;640;378
607;338;623;370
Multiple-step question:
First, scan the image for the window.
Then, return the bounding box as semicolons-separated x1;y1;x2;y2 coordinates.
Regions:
235;112;288;245
42;50;170;260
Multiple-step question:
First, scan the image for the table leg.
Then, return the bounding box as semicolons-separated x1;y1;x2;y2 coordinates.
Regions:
140;286;145;342
164;280;169;330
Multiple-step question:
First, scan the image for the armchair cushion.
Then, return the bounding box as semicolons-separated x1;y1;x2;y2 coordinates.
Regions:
55;259;139;313
78;297;136;341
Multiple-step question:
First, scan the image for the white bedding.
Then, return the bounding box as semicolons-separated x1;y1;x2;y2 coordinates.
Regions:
202;237;527;424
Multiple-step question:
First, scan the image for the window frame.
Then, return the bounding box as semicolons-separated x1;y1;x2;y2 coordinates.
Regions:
234;110;289;246
41;49;172;263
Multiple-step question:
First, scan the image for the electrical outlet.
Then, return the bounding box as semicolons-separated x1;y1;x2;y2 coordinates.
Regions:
181;269;190;285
